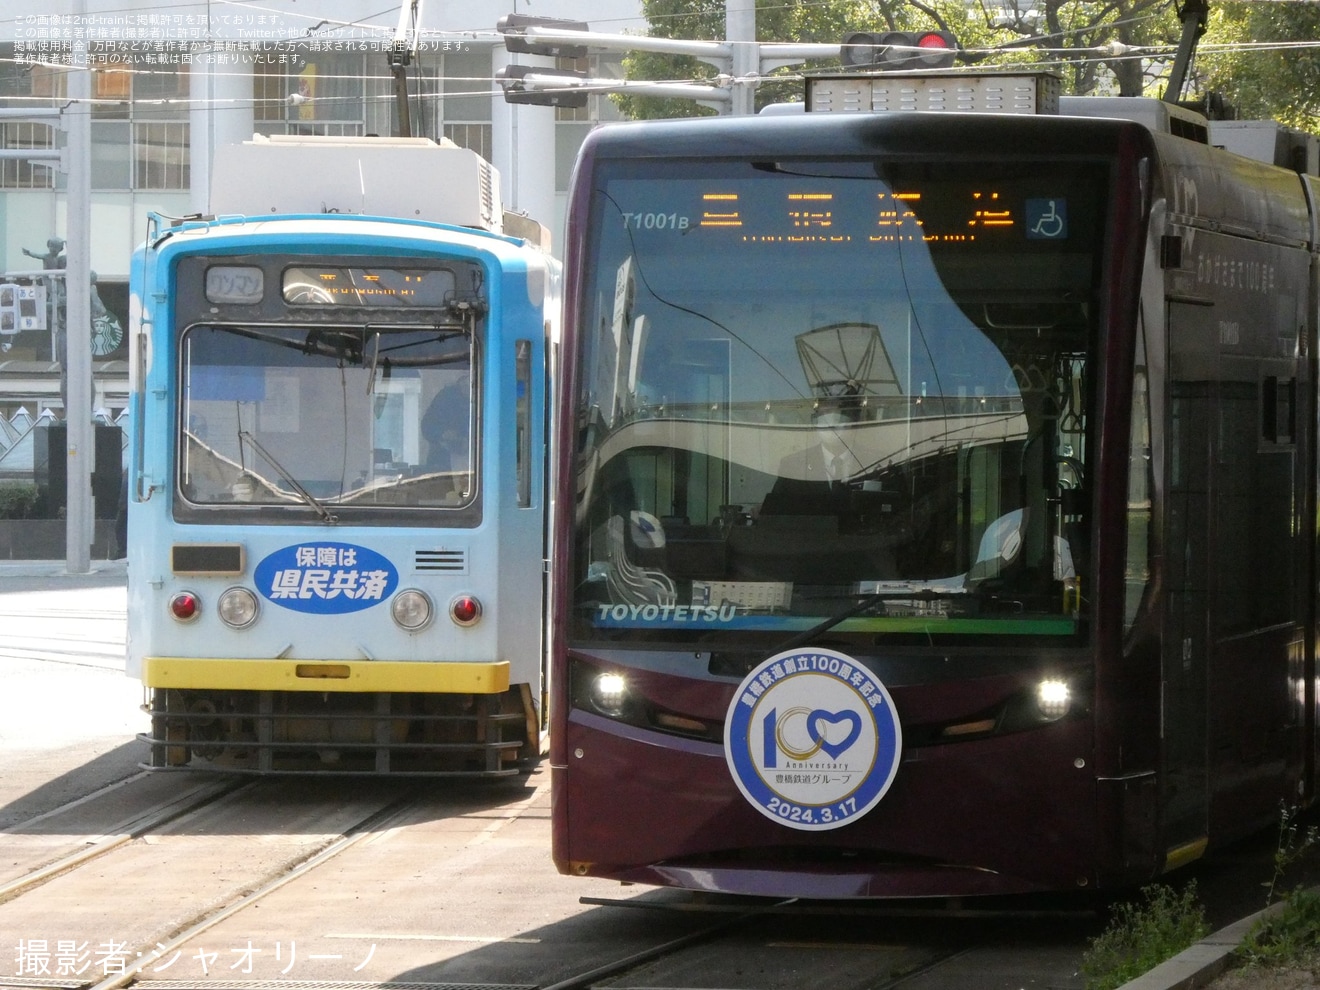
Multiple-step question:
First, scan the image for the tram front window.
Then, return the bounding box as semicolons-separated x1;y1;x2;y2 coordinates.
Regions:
571;157;1104;641
177;323;477;519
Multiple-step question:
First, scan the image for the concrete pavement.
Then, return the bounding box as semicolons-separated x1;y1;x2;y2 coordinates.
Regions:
0;558;1295;990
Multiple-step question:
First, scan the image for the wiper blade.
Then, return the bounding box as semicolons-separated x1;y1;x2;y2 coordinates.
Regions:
209;323;470;368
769;593;891;655
767;582;969;656
238;431;337;524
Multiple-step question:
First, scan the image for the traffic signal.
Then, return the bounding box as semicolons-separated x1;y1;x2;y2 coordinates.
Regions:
495;64;589;108
497;14;589;59
841;31;958;71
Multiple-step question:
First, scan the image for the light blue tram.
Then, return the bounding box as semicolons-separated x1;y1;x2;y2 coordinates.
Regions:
126;137;557;775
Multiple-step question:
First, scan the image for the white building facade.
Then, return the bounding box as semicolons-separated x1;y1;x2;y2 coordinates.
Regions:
0;0;644;415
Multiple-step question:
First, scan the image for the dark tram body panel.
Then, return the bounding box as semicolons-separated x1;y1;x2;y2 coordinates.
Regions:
550;103;1320;898
1141;133;1316;857
562;668;1097;896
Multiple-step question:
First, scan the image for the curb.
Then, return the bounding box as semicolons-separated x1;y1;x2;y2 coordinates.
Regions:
1118;897;1289;990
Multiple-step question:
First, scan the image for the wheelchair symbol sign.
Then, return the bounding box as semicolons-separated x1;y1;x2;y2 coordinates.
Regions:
1027;198;1067;239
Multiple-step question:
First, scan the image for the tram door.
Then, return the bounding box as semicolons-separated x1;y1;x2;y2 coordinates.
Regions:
1161;300;1211;859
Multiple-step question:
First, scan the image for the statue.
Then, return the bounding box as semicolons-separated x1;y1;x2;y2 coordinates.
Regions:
22;236;65;270
21;236;66;348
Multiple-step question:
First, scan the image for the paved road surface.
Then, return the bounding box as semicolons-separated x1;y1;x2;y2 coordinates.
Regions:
0;561;146;829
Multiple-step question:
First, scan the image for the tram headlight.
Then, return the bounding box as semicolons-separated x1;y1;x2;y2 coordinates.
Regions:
169;591;200;622
217;587;259;629
391;589;434;632
590;672;629;718
1036;678;1072;721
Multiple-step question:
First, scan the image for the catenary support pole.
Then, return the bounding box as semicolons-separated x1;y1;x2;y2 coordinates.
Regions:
726;0;756;116
64;18;93;575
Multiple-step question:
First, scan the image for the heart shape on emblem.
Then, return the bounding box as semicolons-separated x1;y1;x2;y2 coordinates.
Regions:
808;709;862;759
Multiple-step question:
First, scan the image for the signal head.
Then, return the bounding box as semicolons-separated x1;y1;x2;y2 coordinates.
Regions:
841;30;959;71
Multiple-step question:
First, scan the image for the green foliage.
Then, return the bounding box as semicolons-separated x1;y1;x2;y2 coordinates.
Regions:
0;482;39;520
979;0;1176;98
1238;888;1320;968
1080;882;1211;990
1199;2;1320;132
614;0;842;118
1233;803;1320;971
615;50;718;119
1264;802;1320;908
611;0;1192;120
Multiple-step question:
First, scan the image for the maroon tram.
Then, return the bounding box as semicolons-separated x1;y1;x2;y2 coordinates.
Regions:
549;78;1319;897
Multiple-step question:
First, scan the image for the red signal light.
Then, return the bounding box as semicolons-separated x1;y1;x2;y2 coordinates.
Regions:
169;591;200;622
450;594;482;627
841;30;958;70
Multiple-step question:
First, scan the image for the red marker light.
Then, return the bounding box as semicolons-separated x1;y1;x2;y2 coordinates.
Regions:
450;595;482;627
169;591;200;622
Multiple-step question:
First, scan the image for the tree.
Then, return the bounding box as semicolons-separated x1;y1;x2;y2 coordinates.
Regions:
613;0;862;118
993;0;1176;98
1197;3;1320;130
613;0;1189;120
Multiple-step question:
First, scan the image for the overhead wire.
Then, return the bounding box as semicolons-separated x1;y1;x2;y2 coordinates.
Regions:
0;6;1316;114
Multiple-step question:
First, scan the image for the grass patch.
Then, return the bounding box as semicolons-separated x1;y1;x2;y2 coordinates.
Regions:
1080;881;1210;990
1082;805;1320;989
1238;887;1320;967
1235;804;1320;972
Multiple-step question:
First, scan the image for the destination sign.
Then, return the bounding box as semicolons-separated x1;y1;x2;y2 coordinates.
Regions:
281;266;457;308
610;174;1087;247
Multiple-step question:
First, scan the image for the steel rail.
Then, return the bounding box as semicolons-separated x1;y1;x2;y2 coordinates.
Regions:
538;897;798;990
82;791;425;990
0;778;247;904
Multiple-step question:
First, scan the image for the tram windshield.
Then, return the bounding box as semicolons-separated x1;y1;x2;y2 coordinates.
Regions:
571;156;1105;641
177;321;477;520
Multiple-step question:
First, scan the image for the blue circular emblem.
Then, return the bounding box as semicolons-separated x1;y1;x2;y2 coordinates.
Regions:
724;647;902;831
253;542;399;614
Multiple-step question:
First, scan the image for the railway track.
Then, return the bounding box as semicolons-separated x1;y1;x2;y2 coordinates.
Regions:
84;792;422;990
0;774;246;904
0;576;1302;990
0;763;1119;990
0;775;428;990
539;899;791;990
0;601;125;667
2;757;1280;990
526;894;1097;990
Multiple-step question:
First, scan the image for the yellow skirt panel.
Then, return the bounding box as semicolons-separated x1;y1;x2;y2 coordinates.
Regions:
142;657;511;694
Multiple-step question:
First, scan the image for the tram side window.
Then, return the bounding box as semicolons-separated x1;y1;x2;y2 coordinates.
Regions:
1124;363;1152;634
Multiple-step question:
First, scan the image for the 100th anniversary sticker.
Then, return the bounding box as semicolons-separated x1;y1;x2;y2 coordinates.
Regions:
724;648;902;831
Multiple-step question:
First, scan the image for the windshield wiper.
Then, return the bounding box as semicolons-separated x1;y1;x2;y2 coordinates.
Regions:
238;431;337;524
210;324;471;368
769;594;890;655
767;586;967;656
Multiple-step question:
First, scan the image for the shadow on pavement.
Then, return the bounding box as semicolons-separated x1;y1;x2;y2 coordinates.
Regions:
0;736;149;830
0;738;542;836
382;888;1102;990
